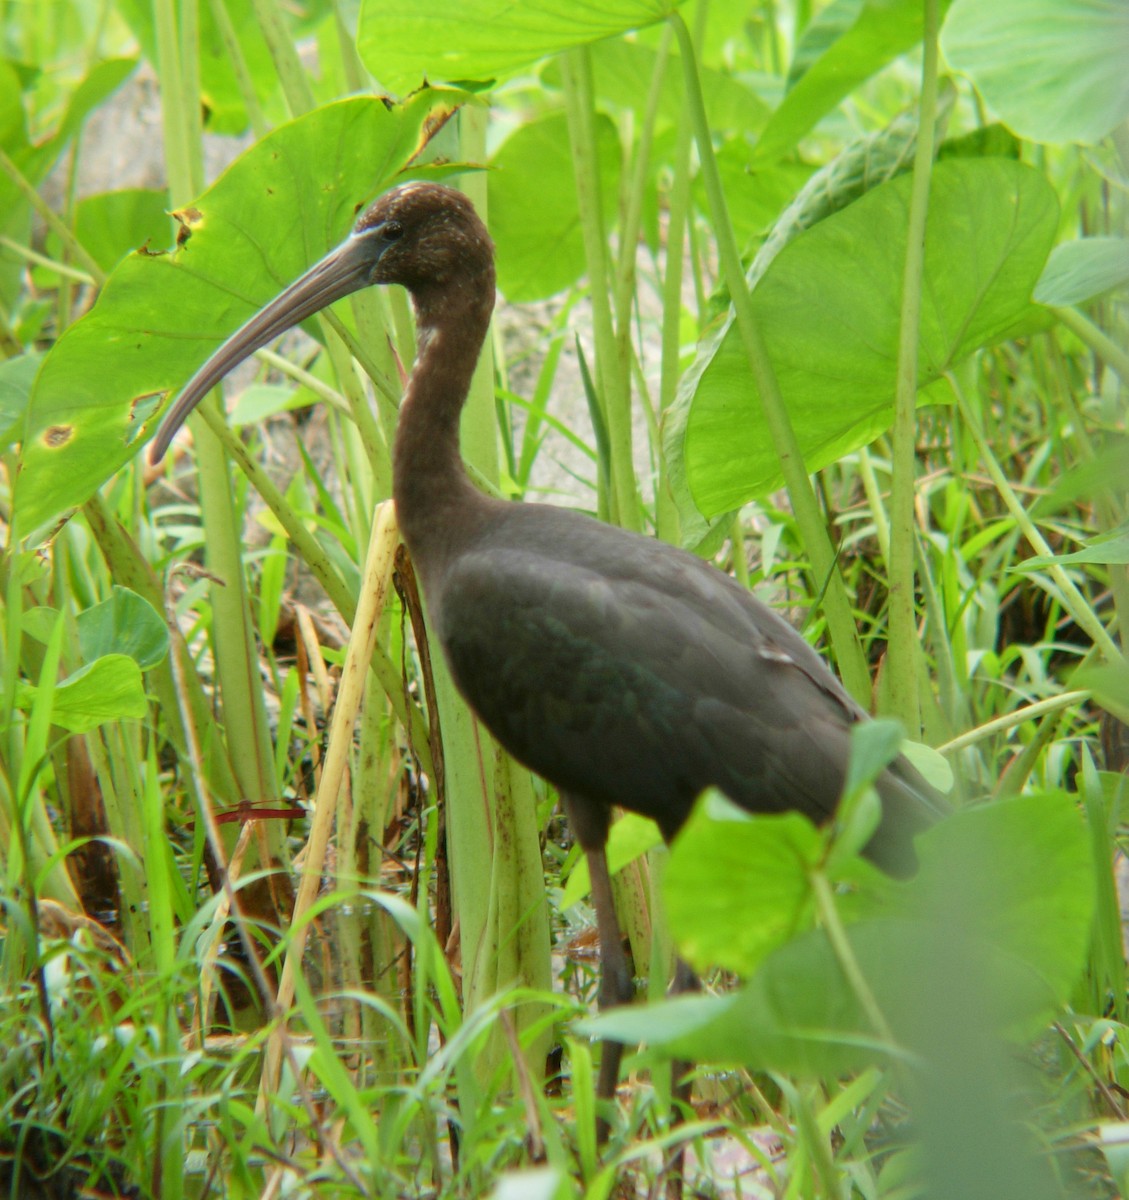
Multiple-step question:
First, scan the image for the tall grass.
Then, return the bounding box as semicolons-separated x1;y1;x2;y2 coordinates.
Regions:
0;0;1126;1195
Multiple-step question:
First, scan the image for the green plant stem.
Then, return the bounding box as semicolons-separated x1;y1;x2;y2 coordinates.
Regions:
197;406;353;615
1054;305;1129;385
914;529;967;734
0;148;105;284
560;47;641;532
453;104;500;485
332;0;367;93
657;0;707;547
208;0;269;138
938;690;1089;755
255;347;349;410
324;309;403;421
884;0;940;735
195;352;434;777
194;434;283;805
613;23;670;479
247;0;315;116
180;0;205;182
856;447;890;560
0;236;94;284
656;90;695;546
809;868;897;1049
140;747;185;1200
669;10;871;705
81;494;242;804
151;0;199;203
1052;316;1129;655
85;725;147;944
322;329;393;493
951;377;1122;664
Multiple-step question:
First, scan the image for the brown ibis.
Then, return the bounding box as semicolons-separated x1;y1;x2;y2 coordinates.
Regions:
150;180;942;1117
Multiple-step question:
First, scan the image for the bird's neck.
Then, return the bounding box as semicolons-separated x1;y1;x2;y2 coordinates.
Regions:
392;283;494;563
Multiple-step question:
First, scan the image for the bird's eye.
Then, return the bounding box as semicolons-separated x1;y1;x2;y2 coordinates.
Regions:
381;220;404;243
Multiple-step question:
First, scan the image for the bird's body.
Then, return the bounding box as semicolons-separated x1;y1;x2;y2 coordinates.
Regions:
151;179;941;1118
426;499;931;864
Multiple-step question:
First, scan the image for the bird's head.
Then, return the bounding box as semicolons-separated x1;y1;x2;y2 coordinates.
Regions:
356;181;494;293
149;180;493;463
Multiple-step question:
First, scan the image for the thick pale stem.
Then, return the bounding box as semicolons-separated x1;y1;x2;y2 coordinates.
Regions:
561;48;642;532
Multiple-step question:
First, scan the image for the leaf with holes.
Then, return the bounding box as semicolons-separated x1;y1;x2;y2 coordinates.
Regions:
14;91;461;537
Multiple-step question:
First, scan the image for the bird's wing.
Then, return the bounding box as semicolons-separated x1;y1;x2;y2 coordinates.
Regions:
430;523;876;838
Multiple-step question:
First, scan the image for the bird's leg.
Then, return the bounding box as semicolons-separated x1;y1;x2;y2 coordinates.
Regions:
666;959;701;1200
562;794;634;1135
669;957;700;1116
585;839;636;1110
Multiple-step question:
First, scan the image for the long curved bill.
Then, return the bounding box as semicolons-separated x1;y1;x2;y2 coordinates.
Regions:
149;230;381;463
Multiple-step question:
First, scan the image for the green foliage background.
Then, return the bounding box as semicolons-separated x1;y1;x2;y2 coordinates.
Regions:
0;0;1127;1196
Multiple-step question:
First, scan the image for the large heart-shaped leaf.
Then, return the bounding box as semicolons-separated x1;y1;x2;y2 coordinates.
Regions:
14;91;459;535
489;113;621;302
942;0;1129;146
357;0;679;94
665;158;1057;521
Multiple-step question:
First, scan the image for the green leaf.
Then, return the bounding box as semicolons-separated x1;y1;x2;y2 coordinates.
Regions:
898;739;953;793
21;605;60;645
229;383;306;427
664;792;893;975
0;351;41;447
489;113;621;302
707;145;814;254
56;59;140;148
22;654;148;732
0;58;137;236
14;92;459;535
77;586;169;671
0;60;32;165
543;37;769;133
667;158;1058;520
907;793;1094;1028
587;926;902;1076
356;0;679;94
114;0;283;135
608;791;1092;1076
746;103;937;289
1035;237;1129;307
942;0;1129;146
754;0;953;164
1017;532;1129;569
665;798;824;974
560;812;663;910
842;719;904;797
73;189;177;272
1073;663;1129;727
1031;438;1129;514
